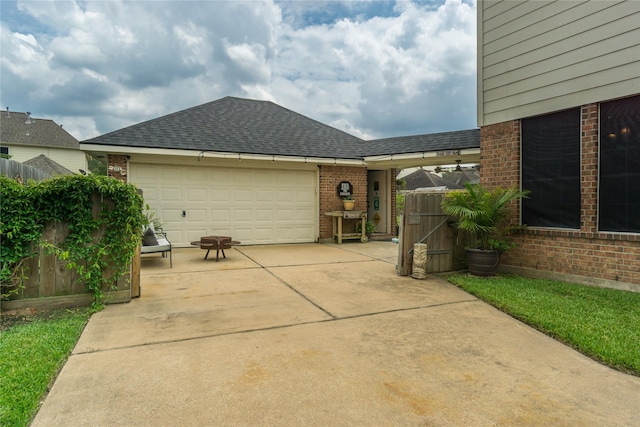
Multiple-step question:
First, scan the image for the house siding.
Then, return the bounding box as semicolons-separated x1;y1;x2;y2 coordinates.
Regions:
481;104;640;291
478;0;640;126
5;145;87;173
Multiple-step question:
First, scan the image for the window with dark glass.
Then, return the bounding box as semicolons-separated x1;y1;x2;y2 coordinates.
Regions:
521;108;581;228
599;95;640;233
0;146;8;156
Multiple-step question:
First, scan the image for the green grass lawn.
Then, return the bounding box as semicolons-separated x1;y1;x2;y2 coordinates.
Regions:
0;308;93;427
447;274;640;376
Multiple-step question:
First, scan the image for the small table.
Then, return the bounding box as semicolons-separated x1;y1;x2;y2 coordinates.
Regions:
190;236;240;261
325;211;368;244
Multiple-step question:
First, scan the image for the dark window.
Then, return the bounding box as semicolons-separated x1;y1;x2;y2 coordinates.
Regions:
0;146;8;156
599;95;640;233
522;108;581;228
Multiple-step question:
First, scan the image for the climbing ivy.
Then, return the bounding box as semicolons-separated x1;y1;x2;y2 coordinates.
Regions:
0;174;145;308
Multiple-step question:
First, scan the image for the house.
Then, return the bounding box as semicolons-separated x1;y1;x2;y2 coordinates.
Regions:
477;1;640;290
400;168;480;191
81;96;480;246
0;110;87;174
402;168;460;191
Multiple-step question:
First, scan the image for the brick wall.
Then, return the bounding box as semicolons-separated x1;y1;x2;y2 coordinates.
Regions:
318;165;367;239
481;103;640;289
107;154;128;183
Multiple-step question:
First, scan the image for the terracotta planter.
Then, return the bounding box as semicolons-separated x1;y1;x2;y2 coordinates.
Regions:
343;199;355;211
465;248;500;276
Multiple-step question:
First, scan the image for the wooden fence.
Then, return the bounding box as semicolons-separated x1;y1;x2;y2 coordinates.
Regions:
1;197;139;312
0;158;52;182
397;190;469;276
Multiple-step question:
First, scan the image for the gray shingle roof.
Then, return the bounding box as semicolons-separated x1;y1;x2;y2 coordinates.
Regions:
82;97;480;160
23;154;75;176
83;96;366;159
403;169;465;190
0;111;80;149
361;129;480;157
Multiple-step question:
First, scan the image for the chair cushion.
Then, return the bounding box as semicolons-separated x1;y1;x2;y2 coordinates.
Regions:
141;238;171;253
142;228;158;246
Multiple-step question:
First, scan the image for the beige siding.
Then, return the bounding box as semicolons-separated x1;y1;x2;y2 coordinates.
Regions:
478;0;640;125
6;145;87;173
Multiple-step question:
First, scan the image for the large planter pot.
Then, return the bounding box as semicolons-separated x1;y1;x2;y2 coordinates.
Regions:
465;248;500;276
343;199;355;211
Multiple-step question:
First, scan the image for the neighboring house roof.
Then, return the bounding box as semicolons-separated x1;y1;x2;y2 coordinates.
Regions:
82;96;480;161
0;110;80;149
441;169;480;187
362;129;480;157
23;154;75;176
83;96;366;159
402;169;465;190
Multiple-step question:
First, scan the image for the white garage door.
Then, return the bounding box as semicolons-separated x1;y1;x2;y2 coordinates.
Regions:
130;163;317;246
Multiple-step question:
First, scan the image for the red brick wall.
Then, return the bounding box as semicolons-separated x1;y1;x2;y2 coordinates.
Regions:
107;154;128;183
481;103;640;287
480;119;521;190
318;165;367;238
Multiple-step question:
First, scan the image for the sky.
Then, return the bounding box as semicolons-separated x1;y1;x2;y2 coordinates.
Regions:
0;0;477;142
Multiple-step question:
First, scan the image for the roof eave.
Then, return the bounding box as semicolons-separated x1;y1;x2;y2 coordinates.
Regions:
80;143;365;166
364;147;480;169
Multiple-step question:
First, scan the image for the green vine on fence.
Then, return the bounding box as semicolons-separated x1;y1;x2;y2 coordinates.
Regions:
0;174;145;308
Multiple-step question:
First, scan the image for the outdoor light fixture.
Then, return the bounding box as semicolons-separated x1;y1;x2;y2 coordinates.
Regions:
455;160;462;172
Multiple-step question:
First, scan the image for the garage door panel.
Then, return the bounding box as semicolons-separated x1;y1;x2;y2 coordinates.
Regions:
187;188;207;202
209;170;233;184
188;210;207;222
234;228;254;241
211;189;230;201
211;209;230;221
232;170;252;184
140;187;158;201
131;163;316;246
256;209;273;221
275;209;293;221
163;209;184;222
294;226;314;239
162;188;184;202
163;168;183;180
255;189;273;202
254;228;274;241
186;168;207;181
233;209;253;222
234;189;252;202
296;208;314;221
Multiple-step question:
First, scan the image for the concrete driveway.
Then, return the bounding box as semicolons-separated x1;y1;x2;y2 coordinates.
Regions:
32;243;639;426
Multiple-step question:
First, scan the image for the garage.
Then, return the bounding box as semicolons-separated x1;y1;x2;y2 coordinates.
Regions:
130;163;317;246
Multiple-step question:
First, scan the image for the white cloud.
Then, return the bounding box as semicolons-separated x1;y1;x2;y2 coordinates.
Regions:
0;0;477;141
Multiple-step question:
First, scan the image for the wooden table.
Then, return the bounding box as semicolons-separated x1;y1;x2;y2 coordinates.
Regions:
190;236;240;261
325;211;368;244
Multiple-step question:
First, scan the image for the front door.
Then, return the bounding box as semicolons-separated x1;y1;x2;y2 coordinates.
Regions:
367;170;388;233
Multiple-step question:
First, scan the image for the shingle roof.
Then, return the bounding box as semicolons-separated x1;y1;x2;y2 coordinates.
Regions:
360;129;480;157
83;96;366;159
0;110;80;149
23;154;75;176
403;169;465;190
82;97;480;160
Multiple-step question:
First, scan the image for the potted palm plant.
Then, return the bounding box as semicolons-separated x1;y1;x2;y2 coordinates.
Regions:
441;183;530;276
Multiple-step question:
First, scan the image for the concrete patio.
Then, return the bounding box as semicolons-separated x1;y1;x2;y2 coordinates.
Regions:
32;242;640;426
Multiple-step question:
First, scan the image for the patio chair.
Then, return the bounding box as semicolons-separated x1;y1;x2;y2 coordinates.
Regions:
141;224;172;267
